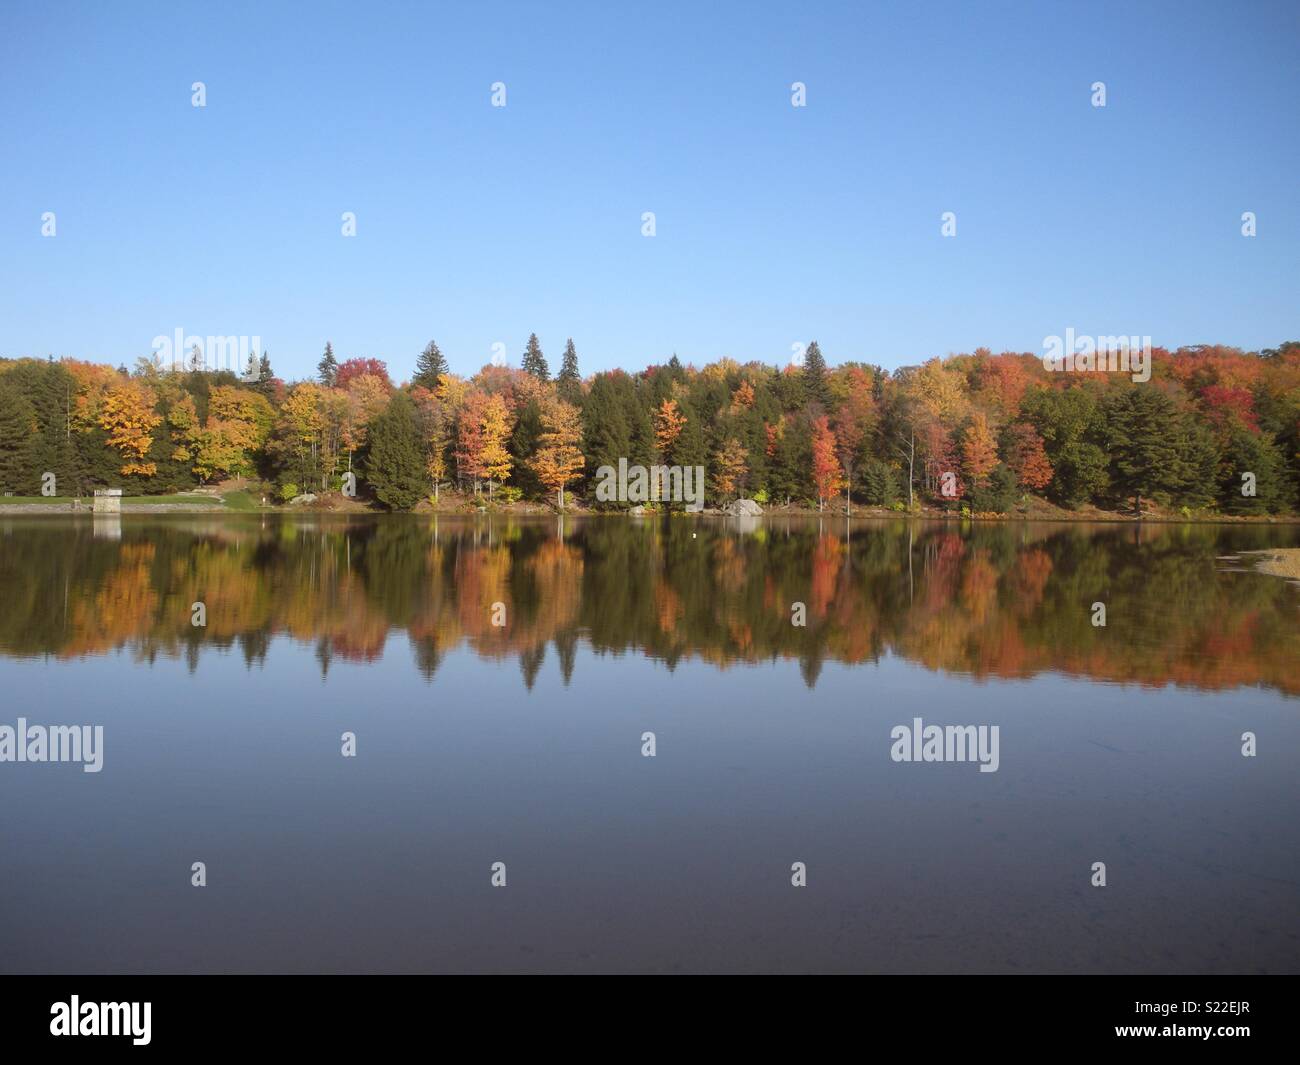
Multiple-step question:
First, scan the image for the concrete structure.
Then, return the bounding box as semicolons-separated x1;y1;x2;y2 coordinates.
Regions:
92;489;123;514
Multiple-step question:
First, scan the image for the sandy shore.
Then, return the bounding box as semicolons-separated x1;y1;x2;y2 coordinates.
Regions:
1248;548;1300;580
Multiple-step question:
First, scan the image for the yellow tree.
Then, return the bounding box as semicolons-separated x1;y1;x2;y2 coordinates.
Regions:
192;424;246;483
411;385;452;503
278;383;325;489
99;382;161;476
711;437;749;501
319;388;351;488
208;385;274;478
652;398;686;454
435;372;467;410
168;394;200;463
531;399;585;510
427;419;450;502
961;411;999;487
479;394;513;500
168;394;216;482
341;373;391;475
913;357;969;423
209;386;273;449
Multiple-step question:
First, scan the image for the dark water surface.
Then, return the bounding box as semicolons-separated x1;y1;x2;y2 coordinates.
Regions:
1;514;1297;973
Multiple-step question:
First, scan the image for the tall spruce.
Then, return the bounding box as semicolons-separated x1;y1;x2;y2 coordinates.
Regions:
414;339;448;390
521;333;549;381
256;351;275;397
802;340;828;407
318;342;339;387
557;338;581;402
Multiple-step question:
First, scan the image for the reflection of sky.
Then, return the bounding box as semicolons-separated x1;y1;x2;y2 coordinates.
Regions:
1;636;1296;973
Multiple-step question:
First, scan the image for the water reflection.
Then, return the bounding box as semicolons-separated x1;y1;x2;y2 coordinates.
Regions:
1;515;1297;695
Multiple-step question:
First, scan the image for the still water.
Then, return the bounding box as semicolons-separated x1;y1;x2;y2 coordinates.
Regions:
1;514;1297;973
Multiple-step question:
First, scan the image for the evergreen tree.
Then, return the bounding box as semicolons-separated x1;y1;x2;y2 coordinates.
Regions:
582;375;631;504
1218;421;1288;514
7;360;77;494
257;351;275;397
668;399;708;475
802;340;828;408
1021;387;1109;507
1172;417;1220;508
1105;388;1185;516
365;392;428;510
521;333;549;381
318;342;339;387
413;339;448;390
0;378;34;493
969;463;1017;513
861;457;900;506
770;413;812;504
509;398;544;498
557;338;582;403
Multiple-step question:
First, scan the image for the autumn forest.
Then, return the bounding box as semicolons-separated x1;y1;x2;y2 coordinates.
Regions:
1;337;1298;516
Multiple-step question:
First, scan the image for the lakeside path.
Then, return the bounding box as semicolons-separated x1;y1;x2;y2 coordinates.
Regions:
0;502;230;513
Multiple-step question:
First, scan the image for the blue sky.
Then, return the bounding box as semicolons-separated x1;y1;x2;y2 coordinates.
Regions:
1;0;1296;381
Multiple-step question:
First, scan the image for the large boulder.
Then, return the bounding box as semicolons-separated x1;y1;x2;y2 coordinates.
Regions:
289;493;319;506
722;498;763;517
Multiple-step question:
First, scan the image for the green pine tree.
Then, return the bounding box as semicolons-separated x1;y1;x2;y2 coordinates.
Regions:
521;333;549;381
1218;421;1288;514
1105;388;1185;516
802;340;828;408
861;457;900;506
582;375;631;505
318;342;339;387
413;339;448;390
509;398;544;498
257;351;275;397
557;338;581;402
365;392;428;510
0;377;35;494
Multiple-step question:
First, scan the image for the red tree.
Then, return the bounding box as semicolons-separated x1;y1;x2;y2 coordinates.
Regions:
1004;423;1053;491
336;357;393;390
1200;385;1258;432
810;415;842;511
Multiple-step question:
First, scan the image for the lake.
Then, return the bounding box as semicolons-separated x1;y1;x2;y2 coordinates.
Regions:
1;514;1297;973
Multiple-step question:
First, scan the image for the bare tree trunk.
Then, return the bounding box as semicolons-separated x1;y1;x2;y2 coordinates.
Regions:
907;432;915;509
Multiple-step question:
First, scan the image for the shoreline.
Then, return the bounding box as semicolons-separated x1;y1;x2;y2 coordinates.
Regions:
3;501;1299;525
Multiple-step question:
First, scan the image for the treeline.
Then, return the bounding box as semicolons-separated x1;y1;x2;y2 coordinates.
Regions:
2;337;1298;514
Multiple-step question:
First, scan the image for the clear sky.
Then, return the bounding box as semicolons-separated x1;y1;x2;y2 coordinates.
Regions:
1;0;1296;382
